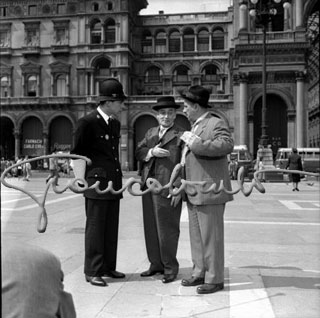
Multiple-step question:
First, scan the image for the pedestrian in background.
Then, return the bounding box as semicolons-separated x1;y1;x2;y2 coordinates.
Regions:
179;85;234;294
135;96;183;284
2;240;76;318
286;147;303;191
46;148;59;185
71;78;126;287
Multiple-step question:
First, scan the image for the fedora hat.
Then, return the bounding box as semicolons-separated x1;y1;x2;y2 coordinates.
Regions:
152;96;180;111
98;78;126;103
179;85;211;108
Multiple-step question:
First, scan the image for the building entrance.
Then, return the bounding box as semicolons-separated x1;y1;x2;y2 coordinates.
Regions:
254;94;287;159
0;117;15;160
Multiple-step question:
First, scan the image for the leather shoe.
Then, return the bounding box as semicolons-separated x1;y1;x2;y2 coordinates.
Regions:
85;275;107;287
181;276;205;287
162;274;177;284
103;270;125;279
197;283;224;294
140;269;164;277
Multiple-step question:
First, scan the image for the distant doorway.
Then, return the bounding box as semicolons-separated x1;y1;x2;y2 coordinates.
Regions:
0;117;14;160
254;94;287;158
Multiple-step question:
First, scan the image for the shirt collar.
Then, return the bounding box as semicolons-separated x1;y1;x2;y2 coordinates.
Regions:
97;106;110;124
193;111;209;127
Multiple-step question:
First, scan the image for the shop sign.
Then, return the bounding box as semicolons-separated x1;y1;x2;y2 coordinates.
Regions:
23;138;44;156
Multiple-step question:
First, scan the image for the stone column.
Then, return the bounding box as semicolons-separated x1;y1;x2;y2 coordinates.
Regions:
209;32;212;51
296;72;305;147
239;73;248;146
239;4;248;32
120;105;129;170
295;0;303;28
194;32;198;52
14;131;20;159
43;132;48;155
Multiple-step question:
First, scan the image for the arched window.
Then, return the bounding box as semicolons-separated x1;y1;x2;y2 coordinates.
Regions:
169;30;180;52
145;66;163;83
0;76;9;97
183;28;194;52
91;20;102;44
27;75;37;96
141;30;152;53
105;19;116;43
212;28;224;50
155;31;166;54
198;29;209;51
202;64;219;82
93;58;111;95
173;65;190;82
56;74;67;96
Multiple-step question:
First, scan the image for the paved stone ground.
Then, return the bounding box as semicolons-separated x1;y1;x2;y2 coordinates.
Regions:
1;173;320;318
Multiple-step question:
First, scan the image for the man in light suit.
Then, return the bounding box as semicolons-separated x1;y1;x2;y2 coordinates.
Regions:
135;96;183;284
2;240;76;317
71;78;126;286
179;85;234;294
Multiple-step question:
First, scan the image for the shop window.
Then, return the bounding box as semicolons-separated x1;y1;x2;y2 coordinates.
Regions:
145;66;162;83
198;29;209;51
141;30;152;53
183;28;194;52
169;30;180;53
28;5;37;15
212;29;224;50
91;21;102;44
173;65;190;82
105;19;116;43
155;31;166;54
57;3;66;14
27;75;37;96
0;76;9;97
56;74;67;96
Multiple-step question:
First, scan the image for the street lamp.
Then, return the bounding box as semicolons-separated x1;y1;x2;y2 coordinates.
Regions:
249;0;291;148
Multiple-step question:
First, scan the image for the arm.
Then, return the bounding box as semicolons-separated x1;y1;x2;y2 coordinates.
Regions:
189;119;234;157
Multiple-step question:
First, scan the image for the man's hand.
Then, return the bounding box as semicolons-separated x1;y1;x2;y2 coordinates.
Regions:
167;189;182;207
152;144;170;158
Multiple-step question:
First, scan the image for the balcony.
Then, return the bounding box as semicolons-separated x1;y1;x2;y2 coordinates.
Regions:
50;45;70;56
0;46;12;56
22;46;41;56
238;30;307;44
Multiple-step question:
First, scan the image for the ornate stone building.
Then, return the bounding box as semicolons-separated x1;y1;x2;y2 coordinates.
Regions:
0;0;318;169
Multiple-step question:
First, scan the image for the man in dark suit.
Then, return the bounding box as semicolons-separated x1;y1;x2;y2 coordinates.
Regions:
179;85;234;294
71;78;126;286
2;240;76;317
135;96;183;284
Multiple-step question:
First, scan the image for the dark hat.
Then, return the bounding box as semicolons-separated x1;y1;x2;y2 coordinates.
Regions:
98;78;126;103
179;85;211;108
152;96;180;111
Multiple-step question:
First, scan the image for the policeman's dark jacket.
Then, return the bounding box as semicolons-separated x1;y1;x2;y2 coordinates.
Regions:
71;110;123;200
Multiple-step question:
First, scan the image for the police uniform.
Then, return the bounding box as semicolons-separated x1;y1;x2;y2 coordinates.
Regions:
71;78;126;286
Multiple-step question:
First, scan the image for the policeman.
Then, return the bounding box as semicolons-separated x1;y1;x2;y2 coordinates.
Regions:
71;78;126;286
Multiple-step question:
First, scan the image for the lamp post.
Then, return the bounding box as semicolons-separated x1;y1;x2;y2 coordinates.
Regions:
249;0;291;147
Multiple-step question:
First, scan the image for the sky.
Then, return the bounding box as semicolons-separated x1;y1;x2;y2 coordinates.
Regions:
140;0;232;15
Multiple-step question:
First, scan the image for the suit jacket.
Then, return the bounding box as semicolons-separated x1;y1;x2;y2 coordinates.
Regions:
2;240;76;318
71;109;123;200
185;113;234;205
135;124;184;197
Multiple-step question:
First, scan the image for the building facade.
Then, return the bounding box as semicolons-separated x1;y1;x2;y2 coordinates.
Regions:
0;0;318;170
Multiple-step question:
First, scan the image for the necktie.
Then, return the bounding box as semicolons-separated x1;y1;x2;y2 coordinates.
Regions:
159;127;166;139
